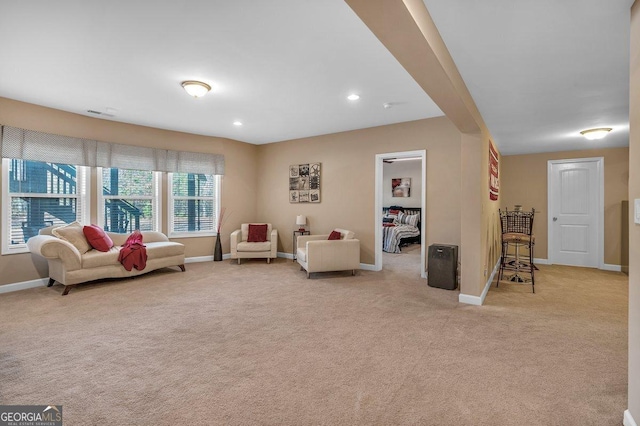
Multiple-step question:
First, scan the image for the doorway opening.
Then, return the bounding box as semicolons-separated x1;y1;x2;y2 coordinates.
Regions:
374;150;426;277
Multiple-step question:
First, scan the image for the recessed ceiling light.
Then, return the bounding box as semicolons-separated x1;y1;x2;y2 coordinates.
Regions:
580;128;612;140
181;80;211;98
233;121;243;126
347;94;360;101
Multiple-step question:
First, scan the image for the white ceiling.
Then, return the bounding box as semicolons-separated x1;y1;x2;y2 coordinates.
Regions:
423;0;632;155
0;1;632;155
0;0;442;145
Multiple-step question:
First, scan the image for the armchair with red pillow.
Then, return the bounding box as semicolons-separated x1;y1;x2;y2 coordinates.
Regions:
296;228;360;279
230;223;278;264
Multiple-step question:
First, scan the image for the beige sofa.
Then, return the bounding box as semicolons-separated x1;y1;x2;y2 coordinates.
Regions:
27;226;185;295
230;223;278;264
296;229;360;278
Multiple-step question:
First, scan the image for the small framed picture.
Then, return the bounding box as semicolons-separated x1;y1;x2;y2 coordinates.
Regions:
392;177;411;198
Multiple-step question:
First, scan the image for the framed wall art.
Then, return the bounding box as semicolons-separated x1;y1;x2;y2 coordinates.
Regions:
290;163;320;203
391;177;411;197
489;141;499;201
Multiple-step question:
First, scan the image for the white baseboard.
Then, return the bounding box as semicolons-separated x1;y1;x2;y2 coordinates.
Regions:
277;252;294;260
0;278;48;294
359;263;376;271
534;258;621;272
458;258;500;306
602;263;622;272
186;254;233;263
185;255;214;263
624;410;637;426
458;293;483;305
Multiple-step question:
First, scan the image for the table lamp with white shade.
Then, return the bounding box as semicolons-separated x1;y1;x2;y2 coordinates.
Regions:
296;215;307;232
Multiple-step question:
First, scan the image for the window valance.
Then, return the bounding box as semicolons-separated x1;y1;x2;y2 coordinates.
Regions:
0;125;225;175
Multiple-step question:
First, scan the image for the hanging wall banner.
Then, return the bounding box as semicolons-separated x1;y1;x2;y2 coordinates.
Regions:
489;142;499;201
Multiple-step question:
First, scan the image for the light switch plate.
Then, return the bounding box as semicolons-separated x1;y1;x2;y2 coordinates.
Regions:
635;199;640;224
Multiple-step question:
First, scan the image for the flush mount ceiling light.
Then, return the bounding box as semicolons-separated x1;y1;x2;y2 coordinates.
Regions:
233;121;243;126
181;80;211;98
580;128;612;140
347;94;360;101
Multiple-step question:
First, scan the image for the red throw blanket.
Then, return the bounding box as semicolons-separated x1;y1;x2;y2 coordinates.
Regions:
118;230;147;271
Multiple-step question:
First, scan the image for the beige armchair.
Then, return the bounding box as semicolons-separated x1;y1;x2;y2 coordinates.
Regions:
296;229;360;278
230;223;278;264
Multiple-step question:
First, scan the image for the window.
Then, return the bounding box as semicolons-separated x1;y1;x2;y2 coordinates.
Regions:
97;168;160;233
1;158;89;254
168;173;220;237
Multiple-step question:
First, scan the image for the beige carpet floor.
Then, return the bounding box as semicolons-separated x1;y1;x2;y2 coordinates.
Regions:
0;251;628;425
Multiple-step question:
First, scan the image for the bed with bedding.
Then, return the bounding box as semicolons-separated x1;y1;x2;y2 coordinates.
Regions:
382;207;421;253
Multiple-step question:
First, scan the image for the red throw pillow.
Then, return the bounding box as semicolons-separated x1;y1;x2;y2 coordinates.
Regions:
389;209;400;215
83;225;114;252
328;230;342;240
247;224;268;242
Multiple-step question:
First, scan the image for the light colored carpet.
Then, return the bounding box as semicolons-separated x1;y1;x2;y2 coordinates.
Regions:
0;255;627;425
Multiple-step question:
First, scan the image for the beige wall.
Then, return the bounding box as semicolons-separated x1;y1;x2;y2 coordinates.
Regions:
0;97;259;286
482;137;502;289
500;147;629;265
256;116;462;266
460;134;484;296
628;0;639;421
459;134;502;297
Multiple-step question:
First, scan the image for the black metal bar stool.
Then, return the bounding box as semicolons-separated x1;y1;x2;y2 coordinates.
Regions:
498;208;535;293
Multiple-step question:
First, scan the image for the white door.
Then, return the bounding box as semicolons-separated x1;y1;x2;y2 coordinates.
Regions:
548;158;602;267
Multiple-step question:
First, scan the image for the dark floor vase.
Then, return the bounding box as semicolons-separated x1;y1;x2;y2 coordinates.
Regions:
214;234;223;261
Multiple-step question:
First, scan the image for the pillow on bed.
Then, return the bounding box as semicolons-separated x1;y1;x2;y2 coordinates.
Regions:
397;212;420;227
389;209;401;215
382;217;394;224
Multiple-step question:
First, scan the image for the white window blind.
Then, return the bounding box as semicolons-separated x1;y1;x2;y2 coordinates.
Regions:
1;126;225;175
168;173;220;237
1;158;89;254
97;168;160;233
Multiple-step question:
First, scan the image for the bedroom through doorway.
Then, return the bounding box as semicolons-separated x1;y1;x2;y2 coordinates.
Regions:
374;150;426;278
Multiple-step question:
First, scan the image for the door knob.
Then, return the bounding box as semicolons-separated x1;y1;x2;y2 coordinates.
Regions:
553;217;558;221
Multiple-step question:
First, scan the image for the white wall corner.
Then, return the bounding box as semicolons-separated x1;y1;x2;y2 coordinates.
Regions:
624;409;638;426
